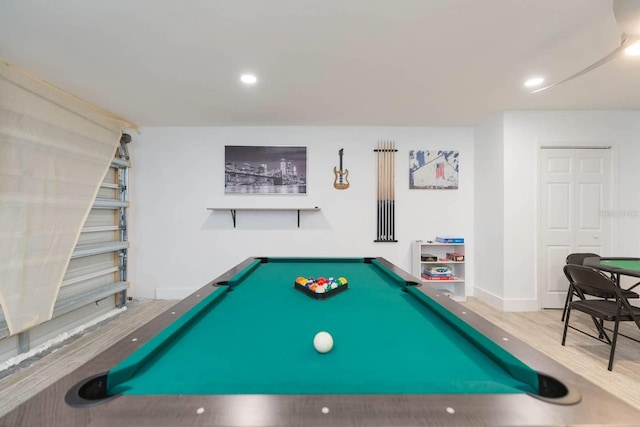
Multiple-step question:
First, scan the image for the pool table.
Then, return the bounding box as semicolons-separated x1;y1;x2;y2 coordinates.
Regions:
2;257;640;427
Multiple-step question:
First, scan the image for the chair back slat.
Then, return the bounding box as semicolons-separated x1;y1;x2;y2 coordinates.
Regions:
566;253;599;265
563;264;619;299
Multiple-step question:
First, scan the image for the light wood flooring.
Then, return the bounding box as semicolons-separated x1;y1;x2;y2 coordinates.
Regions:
464;297;640;410
0;297;638;418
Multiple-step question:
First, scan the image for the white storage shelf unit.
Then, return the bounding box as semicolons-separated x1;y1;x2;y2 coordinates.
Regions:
412;240;466;301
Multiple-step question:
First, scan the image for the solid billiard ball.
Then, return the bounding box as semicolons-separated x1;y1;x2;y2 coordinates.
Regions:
338;277;347;285
313;331;333;353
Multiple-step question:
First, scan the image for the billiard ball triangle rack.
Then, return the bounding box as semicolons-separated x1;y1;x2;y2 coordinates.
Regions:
374;140;398;242
294;277;349;300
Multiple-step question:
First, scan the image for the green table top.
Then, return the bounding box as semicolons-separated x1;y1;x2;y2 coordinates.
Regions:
599;259;640;271
106;258;538;396
584;257;640;279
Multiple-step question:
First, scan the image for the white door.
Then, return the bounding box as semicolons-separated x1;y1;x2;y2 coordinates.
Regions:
538;148;611;308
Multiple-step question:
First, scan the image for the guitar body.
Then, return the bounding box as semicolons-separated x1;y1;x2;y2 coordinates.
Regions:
333;166;350;190
333;148;350;190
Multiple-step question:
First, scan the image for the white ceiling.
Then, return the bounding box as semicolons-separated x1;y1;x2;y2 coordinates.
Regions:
1;0;639;127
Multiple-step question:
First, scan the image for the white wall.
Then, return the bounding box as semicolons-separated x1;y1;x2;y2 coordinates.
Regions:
475;110;640;311
128;127;475;299
473;114;506;307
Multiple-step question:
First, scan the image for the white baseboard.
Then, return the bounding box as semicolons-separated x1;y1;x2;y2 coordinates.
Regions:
472;286;539;312
472;287;503;309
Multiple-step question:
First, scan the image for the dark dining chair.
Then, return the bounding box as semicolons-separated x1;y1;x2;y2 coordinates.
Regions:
562;264;640;371
561;253;601;322
562;253;639;323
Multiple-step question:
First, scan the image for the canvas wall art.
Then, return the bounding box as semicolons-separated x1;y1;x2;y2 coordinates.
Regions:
409;150;459;189
224;146;307;194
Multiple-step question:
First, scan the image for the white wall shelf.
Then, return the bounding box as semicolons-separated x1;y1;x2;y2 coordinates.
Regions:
412;240;466;301
207;207;321;228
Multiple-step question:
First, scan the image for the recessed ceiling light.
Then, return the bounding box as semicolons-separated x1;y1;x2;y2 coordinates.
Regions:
524;77;544;87
240;74;257;84
624;40;640;56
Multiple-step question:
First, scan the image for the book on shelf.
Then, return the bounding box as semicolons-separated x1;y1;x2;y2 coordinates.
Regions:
422;265;453;276
420;254;438;262
435;236;464;244
422;275;458;281
446;252;465;261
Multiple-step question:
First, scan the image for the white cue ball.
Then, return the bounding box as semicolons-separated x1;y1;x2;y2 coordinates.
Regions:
313;331;334;353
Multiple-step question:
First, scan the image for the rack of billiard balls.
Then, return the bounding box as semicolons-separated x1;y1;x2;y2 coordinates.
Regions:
294;276;348;299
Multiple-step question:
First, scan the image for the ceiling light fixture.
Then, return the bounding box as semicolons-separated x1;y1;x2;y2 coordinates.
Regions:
240;74;258;84
524;77;545;87
624;40;640;56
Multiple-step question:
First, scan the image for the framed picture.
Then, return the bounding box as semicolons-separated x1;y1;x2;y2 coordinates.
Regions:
409;150;459;189
224;146;307;194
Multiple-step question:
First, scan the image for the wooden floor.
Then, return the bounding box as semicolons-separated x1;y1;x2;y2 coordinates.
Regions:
464;297;640;410
0;297;639;418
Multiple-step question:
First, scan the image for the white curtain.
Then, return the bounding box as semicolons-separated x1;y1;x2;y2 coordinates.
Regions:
0;61;135;335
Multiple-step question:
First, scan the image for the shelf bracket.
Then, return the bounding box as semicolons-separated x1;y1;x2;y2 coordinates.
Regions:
230;209;237;228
